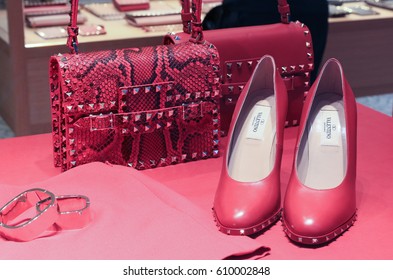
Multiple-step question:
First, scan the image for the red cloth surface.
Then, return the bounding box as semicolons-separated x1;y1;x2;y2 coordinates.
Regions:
0;163;268;259
0;104;392;259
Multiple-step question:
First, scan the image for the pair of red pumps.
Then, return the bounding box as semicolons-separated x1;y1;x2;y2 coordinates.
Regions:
213;56;357;245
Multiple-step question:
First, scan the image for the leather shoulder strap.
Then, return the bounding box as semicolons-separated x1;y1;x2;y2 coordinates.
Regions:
180;0;291;32
67;0;79;54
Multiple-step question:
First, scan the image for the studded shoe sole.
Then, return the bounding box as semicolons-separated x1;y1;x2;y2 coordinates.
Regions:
282;211;357;245
212;208;282;236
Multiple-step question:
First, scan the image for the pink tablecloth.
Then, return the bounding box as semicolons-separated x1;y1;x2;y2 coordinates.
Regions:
0;104;392;259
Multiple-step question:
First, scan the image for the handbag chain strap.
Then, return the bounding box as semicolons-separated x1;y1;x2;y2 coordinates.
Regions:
180;0;291;33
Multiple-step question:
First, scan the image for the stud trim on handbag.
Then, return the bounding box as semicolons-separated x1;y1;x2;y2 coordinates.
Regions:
50;0;221;171
165;0;314;135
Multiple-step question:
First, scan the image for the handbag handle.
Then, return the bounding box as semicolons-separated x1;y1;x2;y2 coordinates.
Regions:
66;0;205;54
67;0;81;54
181;0;291;35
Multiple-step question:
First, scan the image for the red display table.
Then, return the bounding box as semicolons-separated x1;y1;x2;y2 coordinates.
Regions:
0;104;392;259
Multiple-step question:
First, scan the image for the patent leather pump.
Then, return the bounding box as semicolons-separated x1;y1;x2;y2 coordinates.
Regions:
282;58;357;245
213;55;287;235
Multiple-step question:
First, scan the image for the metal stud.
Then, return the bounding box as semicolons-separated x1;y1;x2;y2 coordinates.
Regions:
146;113;152;120
281;66;287;73
247;61;253;67
238;85;244;91
226;63;232;70
127;163;133;167
144;125;150;131
299;64;305;70
290;66;296;72
150;160;156;166
135;114;141;122
69;139;75;145
156;123;162;130
171;156;177;163
66;105;73;111
99;103;105;109
228;86;234;93
306;42;311;48
166;121;172;128
134;126;139;132
89;104;94;110
304;30;310;35
70;161;76;166
307;53;312;59
298;237;303;242
182;154;187;161
157;112;163;119
237;62;242;68
156;85;162;92
213;150;219;156
202;151;208;158
185;93;191;100
133;87;140;95
123;115;129;122
192;152;198;159
145;86;151;93
78;104;84;111
312;238;318;243
69;128;74;134
240;229;245;235
168;110;174;117
121;89;128;95
65;92;72;97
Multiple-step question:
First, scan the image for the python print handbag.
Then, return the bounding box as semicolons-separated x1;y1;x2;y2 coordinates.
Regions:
49;0;220;171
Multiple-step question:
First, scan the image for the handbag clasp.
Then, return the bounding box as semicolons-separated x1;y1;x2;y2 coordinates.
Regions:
182;102;203;120
89;113;114;131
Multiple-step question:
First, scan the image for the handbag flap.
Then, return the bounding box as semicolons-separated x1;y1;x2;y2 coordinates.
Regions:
50;41;220;116
165;21;313;84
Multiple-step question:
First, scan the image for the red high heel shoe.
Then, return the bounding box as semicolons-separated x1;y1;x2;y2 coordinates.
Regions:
213;55;287;235
282;58;357;245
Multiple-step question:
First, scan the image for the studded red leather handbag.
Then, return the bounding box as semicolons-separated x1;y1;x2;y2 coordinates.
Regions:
165;0;314;135
49;0;220;171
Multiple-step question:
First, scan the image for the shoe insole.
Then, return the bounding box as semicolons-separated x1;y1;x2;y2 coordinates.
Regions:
303;99;346;189
228;95;276;182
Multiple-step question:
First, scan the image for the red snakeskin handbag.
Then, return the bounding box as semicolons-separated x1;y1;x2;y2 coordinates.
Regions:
165;0;314;135
49;0;220;171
